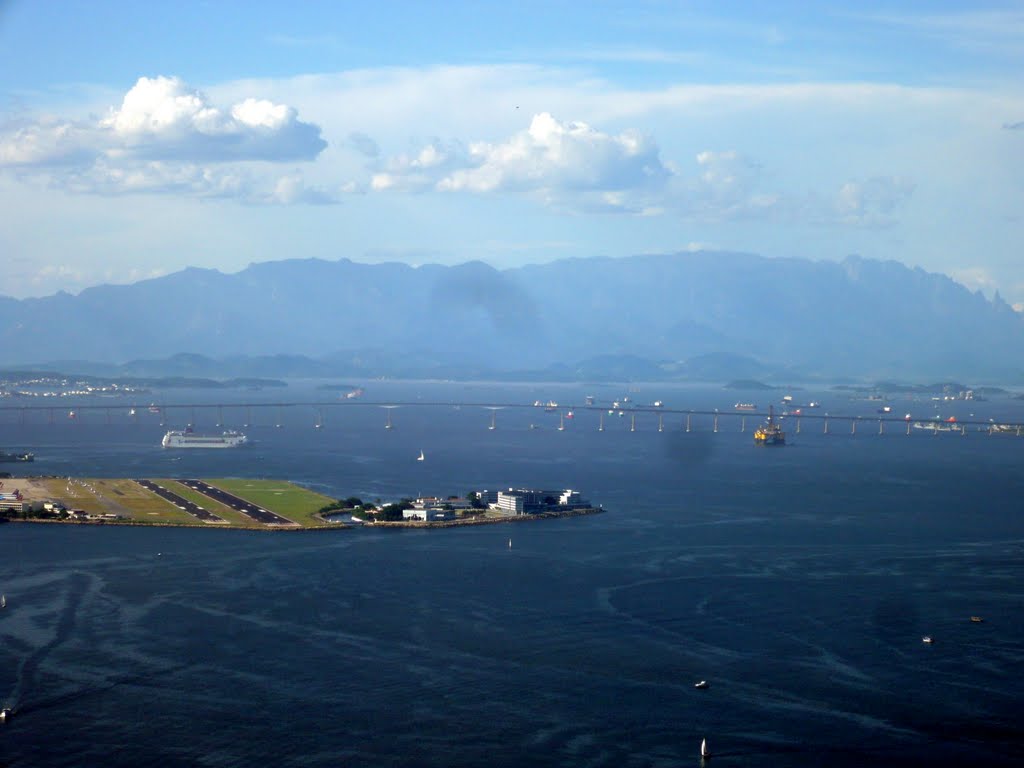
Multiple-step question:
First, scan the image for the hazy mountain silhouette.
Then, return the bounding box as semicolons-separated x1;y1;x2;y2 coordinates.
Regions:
2;252;1021;381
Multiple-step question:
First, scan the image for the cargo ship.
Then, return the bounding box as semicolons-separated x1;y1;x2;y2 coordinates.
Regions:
753;406;785;446
0;450;34;462
734;403;757;411
161;429;247;449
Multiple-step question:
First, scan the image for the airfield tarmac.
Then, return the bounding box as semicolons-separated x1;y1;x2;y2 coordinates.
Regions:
2;476;334;529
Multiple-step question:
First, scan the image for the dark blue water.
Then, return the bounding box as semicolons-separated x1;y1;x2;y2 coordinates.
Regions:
2;382;1024;766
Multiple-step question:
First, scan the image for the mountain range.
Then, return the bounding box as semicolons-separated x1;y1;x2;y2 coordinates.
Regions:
3;252;1022;382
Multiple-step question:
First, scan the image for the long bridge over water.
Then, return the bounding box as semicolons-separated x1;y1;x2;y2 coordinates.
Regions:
2;400;1022;437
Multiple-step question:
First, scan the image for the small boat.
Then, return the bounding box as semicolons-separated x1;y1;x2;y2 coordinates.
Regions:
0;708;10;723
416;450;425;462
701;737;709;759
508;539;512;549
0;594;5;608
694;680;709;689
922;635;933;644
970;616;984;623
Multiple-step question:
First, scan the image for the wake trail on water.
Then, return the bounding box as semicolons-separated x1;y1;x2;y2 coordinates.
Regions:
7;571;91;713
15;661;195;717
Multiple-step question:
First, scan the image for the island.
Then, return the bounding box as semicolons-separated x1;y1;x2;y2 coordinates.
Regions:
0;478;601;530
0;369;288;400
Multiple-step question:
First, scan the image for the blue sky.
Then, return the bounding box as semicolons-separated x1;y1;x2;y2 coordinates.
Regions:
1;1;1022;305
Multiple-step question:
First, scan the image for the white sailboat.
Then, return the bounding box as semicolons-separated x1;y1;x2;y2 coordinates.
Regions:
701;737;709;759
508;538;512;549
0;594;5;609
416;450;425;462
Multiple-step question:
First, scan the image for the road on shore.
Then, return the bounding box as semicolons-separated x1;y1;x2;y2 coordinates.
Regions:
135;479;226;524
181;479;297;526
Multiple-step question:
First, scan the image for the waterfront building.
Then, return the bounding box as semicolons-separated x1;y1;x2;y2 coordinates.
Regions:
493;488;590;515
558;489;588;508
411;496;473;511
0;493;30;514
402;508;457;522
475;489;499;505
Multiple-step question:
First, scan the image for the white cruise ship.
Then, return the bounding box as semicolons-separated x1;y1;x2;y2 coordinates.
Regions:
161;429;247;448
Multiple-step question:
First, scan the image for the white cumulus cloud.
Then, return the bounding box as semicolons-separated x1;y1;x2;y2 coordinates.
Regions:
372;113;672;213
0;76;327;203
686;150;778;220
371;139;469;192
440;113;670;193
101;76;326;162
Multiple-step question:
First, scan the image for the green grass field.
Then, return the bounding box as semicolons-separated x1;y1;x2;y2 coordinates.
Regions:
203;478;338;527
29;476;338;528
156;480;259;527
36;477;208;526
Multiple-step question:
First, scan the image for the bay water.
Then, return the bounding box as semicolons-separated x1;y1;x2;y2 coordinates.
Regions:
2;381;1023;766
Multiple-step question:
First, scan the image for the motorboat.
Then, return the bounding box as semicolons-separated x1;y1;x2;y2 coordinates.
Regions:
694;680;709;689
922;635;933;644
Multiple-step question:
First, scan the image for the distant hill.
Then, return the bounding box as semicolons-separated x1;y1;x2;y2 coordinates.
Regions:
2;252;1022;381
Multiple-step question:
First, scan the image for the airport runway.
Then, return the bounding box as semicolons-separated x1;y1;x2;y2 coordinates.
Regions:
135;479;226;523
181;479;297;526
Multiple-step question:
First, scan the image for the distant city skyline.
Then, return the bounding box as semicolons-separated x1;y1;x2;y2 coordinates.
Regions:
1;1;1022;306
